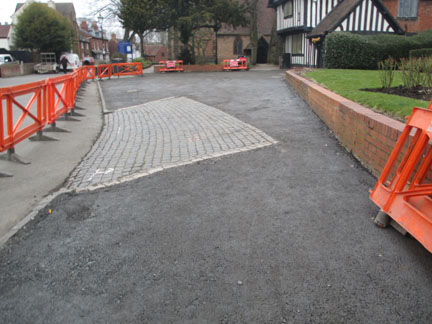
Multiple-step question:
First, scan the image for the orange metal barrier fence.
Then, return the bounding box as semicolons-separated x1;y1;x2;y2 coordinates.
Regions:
46;74;73;124
370;99;432;253
112;62;143;76
97;64;112;79
0;80;47;153
1;63;142;158
97;63;143;79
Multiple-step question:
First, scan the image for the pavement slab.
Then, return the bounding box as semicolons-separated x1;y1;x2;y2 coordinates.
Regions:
67;96;277;191
0;80;103;242
1;70;432;323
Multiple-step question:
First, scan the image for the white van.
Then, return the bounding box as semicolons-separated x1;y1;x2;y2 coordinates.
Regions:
0;54;16;65
60;53;82;70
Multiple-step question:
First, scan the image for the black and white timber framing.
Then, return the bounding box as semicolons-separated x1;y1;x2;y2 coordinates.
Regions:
268;0;404;67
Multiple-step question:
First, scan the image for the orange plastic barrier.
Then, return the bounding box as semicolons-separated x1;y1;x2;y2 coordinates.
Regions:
97;64;112;79
159;60;184;72
223;58;248;71
370;100;432;253
0;81;47;152
1;62;141;157
112;62;143;76
82;65;96;80
46;74;73;124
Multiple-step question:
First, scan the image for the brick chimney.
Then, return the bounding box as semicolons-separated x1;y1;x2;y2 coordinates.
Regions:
80;20;89;31
47;0;55;10
111;33;117;40
91;22;99;31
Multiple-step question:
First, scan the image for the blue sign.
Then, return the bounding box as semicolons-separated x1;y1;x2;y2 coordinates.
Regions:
117;41;133;54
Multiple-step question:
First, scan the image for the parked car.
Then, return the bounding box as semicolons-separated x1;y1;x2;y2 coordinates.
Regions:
83;56;95;65
60;53;82;70
0;54;16;65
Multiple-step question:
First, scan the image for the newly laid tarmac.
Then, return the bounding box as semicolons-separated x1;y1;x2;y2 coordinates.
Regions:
1;67;432;323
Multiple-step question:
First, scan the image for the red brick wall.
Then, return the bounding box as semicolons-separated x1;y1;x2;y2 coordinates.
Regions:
382;0;432;33
155;48;168;63
217;35;250;62
285;70;406;177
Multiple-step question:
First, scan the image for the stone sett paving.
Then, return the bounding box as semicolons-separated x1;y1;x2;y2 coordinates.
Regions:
66;96;277;191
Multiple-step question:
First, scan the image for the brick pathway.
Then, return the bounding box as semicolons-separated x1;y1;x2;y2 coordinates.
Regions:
66;97;277;191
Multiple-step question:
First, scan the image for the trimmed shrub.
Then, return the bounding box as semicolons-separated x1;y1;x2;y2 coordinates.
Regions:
324;31;432;69
410;48;432;58
324;32;381;69
133;57;151;67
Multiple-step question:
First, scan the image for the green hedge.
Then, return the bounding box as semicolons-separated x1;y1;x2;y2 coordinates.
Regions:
324;31;432;69
133;57;152;68
410;48;432;58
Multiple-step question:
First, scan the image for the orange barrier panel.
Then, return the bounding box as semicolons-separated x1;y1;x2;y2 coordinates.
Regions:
46;74;73;124
0;80;47;152
112;62;143;76
97;64;112;79
159;60;184;72
82;65;96;80
370;100;432;253
0;67;91;158
223;58;248;71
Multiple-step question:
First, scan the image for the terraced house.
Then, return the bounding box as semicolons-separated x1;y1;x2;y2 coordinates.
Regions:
268;0;404;67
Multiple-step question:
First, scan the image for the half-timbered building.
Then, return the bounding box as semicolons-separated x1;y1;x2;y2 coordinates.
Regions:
268;0;404;67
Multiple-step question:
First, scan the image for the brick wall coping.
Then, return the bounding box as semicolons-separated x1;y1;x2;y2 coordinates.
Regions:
287;70;405;132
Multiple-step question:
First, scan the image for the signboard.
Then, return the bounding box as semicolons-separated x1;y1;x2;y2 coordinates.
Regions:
117;41;133;54
230;59;239;67
166;60;176;68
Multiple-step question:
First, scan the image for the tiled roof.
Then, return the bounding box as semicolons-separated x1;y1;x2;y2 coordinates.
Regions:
0;25;11;38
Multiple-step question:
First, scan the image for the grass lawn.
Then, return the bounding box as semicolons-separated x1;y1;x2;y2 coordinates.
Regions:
305;69;429;119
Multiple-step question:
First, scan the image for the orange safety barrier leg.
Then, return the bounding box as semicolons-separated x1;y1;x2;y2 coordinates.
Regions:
0;147;31;165
43;121;71;133
0;170;13;177
28;130;58;142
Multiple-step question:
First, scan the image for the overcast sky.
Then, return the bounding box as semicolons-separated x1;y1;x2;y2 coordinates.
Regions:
0;0;124;36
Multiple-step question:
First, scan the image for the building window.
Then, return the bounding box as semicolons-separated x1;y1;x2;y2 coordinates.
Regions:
284;0;293;18
398;0;419;18
161;52;165;57
292;34;302;55
233;38;243;55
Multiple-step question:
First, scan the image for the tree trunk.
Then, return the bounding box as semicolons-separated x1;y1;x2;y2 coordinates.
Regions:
140;33;145;58
214;30;218;64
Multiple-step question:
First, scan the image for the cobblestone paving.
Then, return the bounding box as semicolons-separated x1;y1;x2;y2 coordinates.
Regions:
66;97;277;191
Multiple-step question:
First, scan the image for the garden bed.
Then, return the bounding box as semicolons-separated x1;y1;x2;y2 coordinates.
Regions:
304;69;429;119
362;86;432;102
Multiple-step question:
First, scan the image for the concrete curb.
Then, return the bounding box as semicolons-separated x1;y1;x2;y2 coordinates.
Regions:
97;80;108;114
0;189;71;247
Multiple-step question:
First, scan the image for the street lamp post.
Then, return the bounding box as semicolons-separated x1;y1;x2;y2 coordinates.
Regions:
98;14;105;62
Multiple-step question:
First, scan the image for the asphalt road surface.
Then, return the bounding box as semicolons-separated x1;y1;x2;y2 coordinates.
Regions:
1;70;432;323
